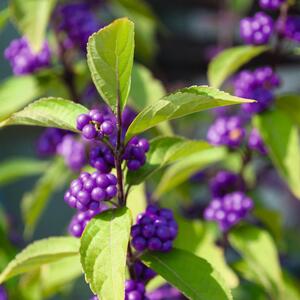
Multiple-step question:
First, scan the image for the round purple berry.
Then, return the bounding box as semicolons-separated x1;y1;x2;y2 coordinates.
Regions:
260;0;285;10
248;128;268;155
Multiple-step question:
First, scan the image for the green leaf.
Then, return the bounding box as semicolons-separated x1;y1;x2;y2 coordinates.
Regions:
126;86;254;140
0;236;79;283
41;256;82;298
126;136;212;186
10;0;56;52
142;248;232;300
174;218;238;288
276;94;300;128
80;207;132;300
0;76;41;122
155;147;227;197
254;110;300;198
0;8;9;31
208;46;268;88
0;97;88;131
87;18;135;111
22;158;71;237
127;183;147;221
229;225;283;298
0;158;48;186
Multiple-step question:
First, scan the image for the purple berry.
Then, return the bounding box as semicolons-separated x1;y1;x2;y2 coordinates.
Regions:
77;114;91;130
4;37;51;75
204;191;253;232
147;284;183;300
248;128;268;155
0;285;8;300
125;280;147;300
277;16;300;43
100;121;115;135
82;124;97;140
240;12;274;45
260;0;285;10
131;205;178;253
207;116;245;149
133;261;156;283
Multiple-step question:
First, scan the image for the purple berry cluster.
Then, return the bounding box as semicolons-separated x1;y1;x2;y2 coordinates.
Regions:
4;37;51;75
76;109;116;140
37;128;68;157
278;16;300;43
131;205;178;252
210;171;245;198
57;135;87;171
89;142;115;173
204;191;253;232
64;171;117;211
124;137;150;171
57;3;102;51
260;0;285;10
0;285;7;300
133;261;156;283
240;12;274;45
248;128;267;155
234;67;280;115
125;280;148;300
68;204;107;238
207;116;245;149
147;284;183;300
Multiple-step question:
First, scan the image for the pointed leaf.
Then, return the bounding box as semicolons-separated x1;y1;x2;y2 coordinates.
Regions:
142;248;232;300
208;45;268;88
0;97;88;131
80;207;132;300
10;0;57;52
87;18;135;111
0;158;48;186
0;237;79;283
126;86;254;140
254;110;300;198
126;136;212;186
0;76;40;122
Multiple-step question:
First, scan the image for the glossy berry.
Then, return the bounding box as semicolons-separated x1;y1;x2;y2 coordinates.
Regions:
57;135;87;171
64;171;117;211
277;16;300;43
0;285;7;300
204;191;253;232
259;0;285;10
131;205;178;253
147;284;183;300
240;12;274;45
207;116;245;149
248;128;267;155
125;280;148;300
210;171;245;198
133;261;156;283
89;142;115;173
4;37;51;75
122;106;137;133
68;205;106;238
37;128;67;157
57;4;103;51
76;109;116;140
124;137;150;171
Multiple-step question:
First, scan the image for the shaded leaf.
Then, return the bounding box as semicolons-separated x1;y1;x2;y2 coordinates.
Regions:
208;46;268;88
126;86;253;140
276;94;300;128
0;237;79;283
142;248;232;300
87;18;134;111
80;207;131;300
0;97;88;132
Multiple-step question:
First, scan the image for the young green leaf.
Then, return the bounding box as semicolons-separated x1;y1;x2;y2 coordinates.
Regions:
174;218;238;288
142;248;233;300
126;136;212;186
127;183;147;221
80;207;132;300
0;97;88;131
208;45;268;88
0;158;48;186
229;225;284;298
254;110;300;199
21;158;71;238
10;0;57;52
126;86;254;140
276;94;300;128
0;237;79;284
155;147;227;197
87;18;134;111
0;76;41;122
